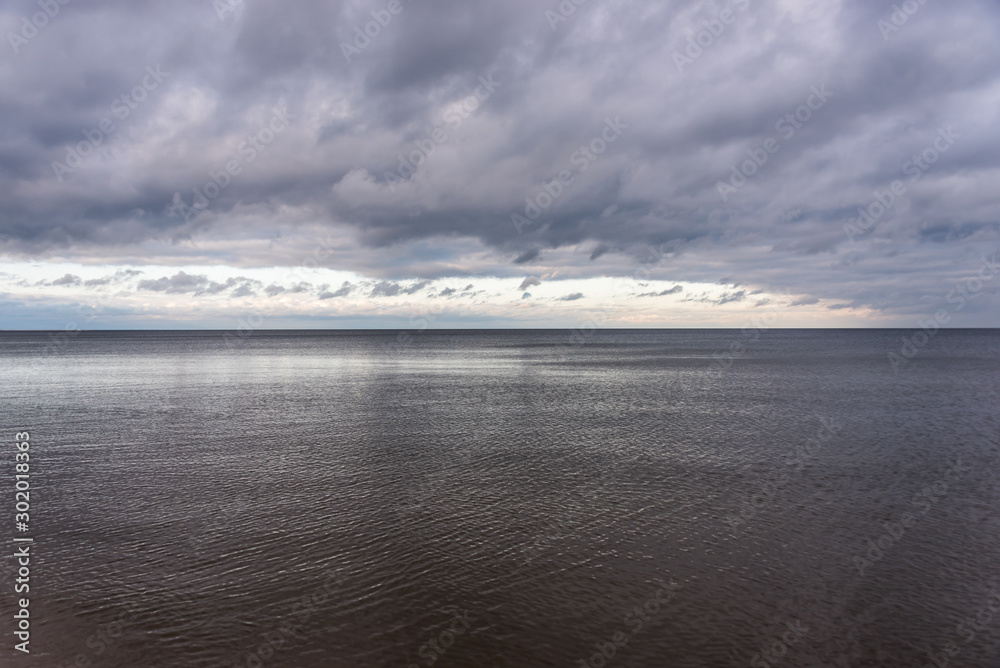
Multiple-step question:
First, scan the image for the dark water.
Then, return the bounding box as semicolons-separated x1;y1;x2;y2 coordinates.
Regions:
1;330;999;667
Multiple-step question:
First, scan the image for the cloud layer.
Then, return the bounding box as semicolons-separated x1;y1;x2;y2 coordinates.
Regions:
1;0;998;326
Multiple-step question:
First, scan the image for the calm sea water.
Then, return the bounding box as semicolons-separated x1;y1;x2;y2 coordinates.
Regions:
0;330;998;667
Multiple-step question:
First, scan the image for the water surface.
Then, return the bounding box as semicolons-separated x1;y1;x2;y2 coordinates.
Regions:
1;330;998;667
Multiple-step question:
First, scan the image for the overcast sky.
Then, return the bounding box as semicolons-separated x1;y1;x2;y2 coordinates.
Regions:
1;0;998;329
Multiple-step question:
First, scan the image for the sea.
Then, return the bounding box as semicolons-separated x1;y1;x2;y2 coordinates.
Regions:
0;329;998;667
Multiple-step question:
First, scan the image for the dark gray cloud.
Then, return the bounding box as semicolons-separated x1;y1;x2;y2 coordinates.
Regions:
83;269;142;288
434;284;478;299
265;285;287;297
230;284;256;298
137;272;207;294
369;280;431;298
319;282;354;299
84;277;112;287
636;285;683;298
717;291;747;305
136;271;259;297
50;273;81;286
590;244;610;261
684;289;749;306
558;292;584;302
1;0;999;322
518;276;541;291
514;249;541;265
266;281;315;297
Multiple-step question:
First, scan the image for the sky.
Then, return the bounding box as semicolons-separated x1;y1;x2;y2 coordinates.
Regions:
1;0;999;329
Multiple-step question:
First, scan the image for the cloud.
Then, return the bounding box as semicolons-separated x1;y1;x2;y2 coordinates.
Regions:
557;293;585;302
200;277;262;296
518;276;541;291
319;282;355;300
0;0;998;325
368;281;400;298
514;249;540;265
230;285;256;298
84;270;143;288
636;285;683;297
136;272;260;297
50;274;81;286
407;280;433;294
137;272;208;294
590;244;610;261
369;280;432;298
717;291;748;306
265;285;287;297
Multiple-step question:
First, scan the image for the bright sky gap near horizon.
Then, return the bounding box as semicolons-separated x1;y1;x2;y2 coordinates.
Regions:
1;0;999;329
